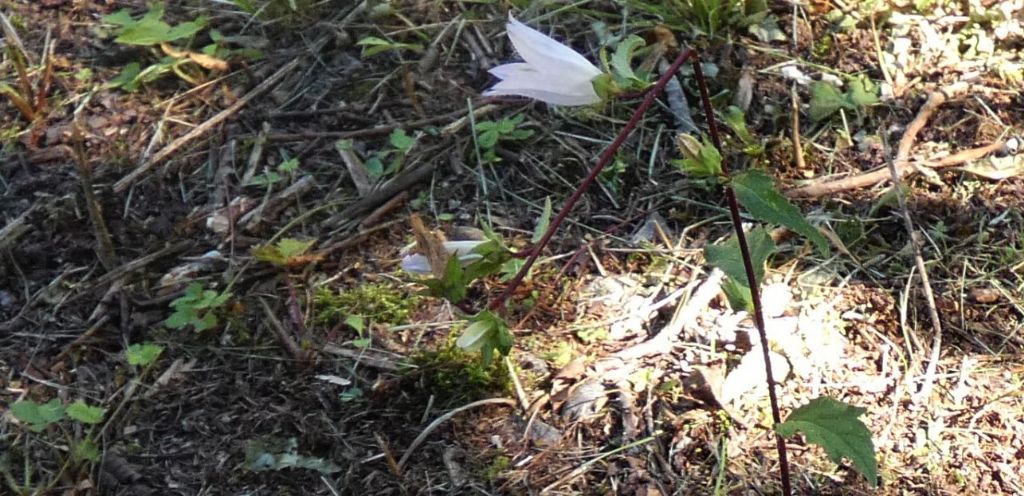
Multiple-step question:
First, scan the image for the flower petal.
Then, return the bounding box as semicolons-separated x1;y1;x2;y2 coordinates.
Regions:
486;62;600;105
484;85;600;106
401;254;432;275
505;14;601;81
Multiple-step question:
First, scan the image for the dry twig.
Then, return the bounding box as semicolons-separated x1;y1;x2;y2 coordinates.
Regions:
113;59;302;193
787;83;975;198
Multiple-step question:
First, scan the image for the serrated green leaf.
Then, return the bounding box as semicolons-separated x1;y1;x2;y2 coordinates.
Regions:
66;400;106;424
11;399;65;432
809;81;845;121
389;129;414;152
195;312;218;331
731;170;830;256
776;396;878;487
277;238;316;259
165;310;193;329
611;35;646;83
532;197;552;244
704;227;774;289
477;128;498;149
126;342;164;366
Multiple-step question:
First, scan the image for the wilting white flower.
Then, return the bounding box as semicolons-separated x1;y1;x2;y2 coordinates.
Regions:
483;13;603;106
400;240;487;275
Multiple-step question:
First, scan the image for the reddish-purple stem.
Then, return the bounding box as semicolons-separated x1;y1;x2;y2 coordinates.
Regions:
488;47;696;310
692;59;792;496
484;45;793;495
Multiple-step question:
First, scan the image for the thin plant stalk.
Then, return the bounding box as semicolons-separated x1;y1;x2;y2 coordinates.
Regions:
489;46;696;310
485;46;794;494
692;59;792;496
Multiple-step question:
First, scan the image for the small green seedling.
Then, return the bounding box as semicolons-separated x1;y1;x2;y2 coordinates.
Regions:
102;5;255;91
247;157;300;188
808;75;879;121
251;237;318;267
474;114;534;164
126;342;164;367
166;282;231;331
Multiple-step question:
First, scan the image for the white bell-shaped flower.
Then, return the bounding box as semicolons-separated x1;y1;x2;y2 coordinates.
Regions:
484;13;603;106
400;240;487;275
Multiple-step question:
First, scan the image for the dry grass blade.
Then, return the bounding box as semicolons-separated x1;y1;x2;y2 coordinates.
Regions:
397;398;515;473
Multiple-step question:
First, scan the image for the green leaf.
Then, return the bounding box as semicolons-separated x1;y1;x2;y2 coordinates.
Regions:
809;81;845;121
846;75;879;108
74;438;101;462
116;17;174;45
776;396;878;487
610;35;647;83
165;310;193;329
389;129;414;153
11;399;65;432
704;227;775;289
477;128;498;149
278;157;299;173
356;36;423;57
731;169;830;256
724;106;756;145
456;310;512;365
195;312;218;331
721;278;754;312
244;437;343;474
164;16;207;42
748;15;786;42
344;315;365;333
531;197;552;244
456;319;494;352
364;156;384;179
126;342;164;366
66;400;106;424
102;9;135;26
277;238;316;259
108;62;142;90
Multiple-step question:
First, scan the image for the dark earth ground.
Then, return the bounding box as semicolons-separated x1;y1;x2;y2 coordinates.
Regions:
2;1;1024;494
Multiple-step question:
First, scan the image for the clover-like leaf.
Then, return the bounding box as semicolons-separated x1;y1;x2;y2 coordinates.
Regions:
126;342;164;366
731;169;830;256
776;396;878;487
66;400;106;425
11;399;65;432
